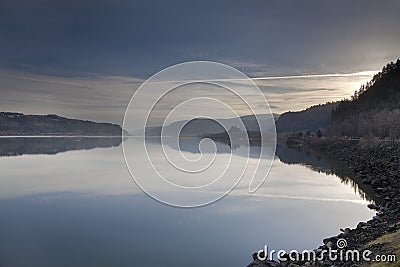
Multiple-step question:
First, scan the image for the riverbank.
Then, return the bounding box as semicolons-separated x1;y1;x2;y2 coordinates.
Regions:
310;138;400;266
248;138;400;267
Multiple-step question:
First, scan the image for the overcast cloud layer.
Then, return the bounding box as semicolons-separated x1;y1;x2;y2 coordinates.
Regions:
0;0;399;124
2;0;400;75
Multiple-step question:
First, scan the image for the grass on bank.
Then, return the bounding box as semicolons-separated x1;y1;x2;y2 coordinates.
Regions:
362;226;400;266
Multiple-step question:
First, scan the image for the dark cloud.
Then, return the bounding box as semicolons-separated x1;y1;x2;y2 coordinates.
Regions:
1;0;399;76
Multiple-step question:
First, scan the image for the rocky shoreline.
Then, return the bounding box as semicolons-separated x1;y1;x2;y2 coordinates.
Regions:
247;138;400;267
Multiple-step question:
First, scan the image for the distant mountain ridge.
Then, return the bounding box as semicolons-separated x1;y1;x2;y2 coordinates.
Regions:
144;113;279;137
275;102;338;133
0;112;124;136
144;102;339;137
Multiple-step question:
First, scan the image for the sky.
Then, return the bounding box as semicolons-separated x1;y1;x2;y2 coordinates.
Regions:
1;0;399;125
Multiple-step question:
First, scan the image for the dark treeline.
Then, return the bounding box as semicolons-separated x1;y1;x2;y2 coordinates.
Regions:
327;59;400;138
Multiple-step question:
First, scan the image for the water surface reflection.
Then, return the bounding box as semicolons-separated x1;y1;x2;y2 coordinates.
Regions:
0;137;375;267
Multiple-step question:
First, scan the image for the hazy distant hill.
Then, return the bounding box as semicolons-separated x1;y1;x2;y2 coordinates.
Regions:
275;102;338;133
329;59;400;138
144;113;279;137
0;112;124;136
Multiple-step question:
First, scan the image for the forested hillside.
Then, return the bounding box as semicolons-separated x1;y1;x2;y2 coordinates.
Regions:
328;59;400;138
